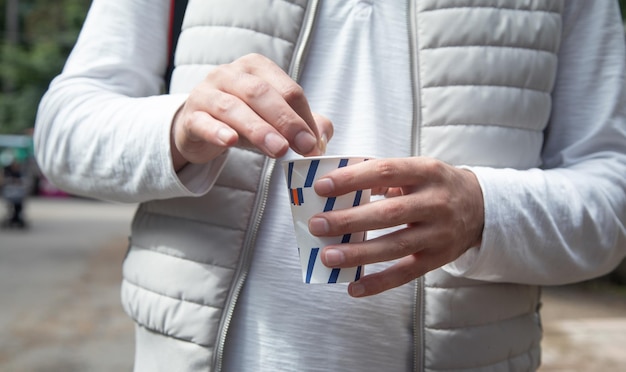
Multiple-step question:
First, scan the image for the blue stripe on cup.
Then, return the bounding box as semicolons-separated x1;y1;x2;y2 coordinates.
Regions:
341;234;352;243
306;248;319;284
328;268;341;283
353;190;362;207
323;197;336;212
287;161;294;188
304;159;320;187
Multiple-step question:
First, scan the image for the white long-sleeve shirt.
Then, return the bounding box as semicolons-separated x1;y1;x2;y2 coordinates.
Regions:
35;1;626;370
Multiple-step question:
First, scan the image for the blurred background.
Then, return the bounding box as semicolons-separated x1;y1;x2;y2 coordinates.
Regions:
1;1;626;371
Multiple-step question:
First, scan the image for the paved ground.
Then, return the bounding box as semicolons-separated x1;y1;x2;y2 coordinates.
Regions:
539;284;626;371
0;197;136;372
0;197;625;371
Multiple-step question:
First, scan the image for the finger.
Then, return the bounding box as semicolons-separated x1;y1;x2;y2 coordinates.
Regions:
314;158;441;197
174;110;239;164
222;54;322;155
239;54;320;139
228;71;318;155
309;193;436;236
347;239;460;297
195;88;292;157
384;187;403;198
184;111;239;145
347;254;427;297
320;226;429;268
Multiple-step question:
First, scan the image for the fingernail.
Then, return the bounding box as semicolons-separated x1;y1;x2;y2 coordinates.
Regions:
314;178;334;195
318;133;328;154
324;249;345;267
264;132;287;156
308;217;329;235
294;131;317;154
349;282;365;297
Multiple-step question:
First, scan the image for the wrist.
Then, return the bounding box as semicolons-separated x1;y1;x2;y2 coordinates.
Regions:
171;107;189;172
462;168;485;249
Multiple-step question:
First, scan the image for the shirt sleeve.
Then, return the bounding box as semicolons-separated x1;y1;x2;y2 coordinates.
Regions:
443;0;626;285
34;0;227;203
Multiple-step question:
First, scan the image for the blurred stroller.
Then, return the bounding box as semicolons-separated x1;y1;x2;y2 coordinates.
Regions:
2;160;28;229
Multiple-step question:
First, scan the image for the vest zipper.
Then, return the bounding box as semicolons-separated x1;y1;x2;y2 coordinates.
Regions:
213;157;276;372
407;1;425;371
212;1;321;371
289;0;321;82
408;0;421;158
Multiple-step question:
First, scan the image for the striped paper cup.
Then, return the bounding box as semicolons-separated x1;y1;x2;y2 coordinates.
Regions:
282;155;371;284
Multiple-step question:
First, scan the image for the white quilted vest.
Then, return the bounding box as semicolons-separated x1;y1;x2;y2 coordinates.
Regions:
122;0;563;371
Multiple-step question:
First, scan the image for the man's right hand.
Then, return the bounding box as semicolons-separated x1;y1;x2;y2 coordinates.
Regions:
170;53;333;171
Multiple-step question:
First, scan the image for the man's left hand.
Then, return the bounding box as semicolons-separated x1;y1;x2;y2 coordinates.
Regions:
308;157;484;297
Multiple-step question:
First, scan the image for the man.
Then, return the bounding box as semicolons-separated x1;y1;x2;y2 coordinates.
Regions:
2;159;27;228
35;1;626;371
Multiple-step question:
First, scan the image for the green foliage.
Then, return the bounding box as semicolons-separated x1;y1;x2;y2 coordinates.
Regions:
0;0;91;135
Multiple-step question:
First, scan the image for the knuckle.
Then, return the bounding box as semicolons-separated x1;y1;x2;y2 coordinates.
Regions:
422;158;447;179
380;200;407;223
394;236;414;255
244;123;266;143
345;244;365;263
273;110;298;131
182;114;208;145
334;212;355;233
422;157;440;170
232;53;256;69
375;160;400;181
211;93;237;116
242;52;264;63
334;215;352;232
181;115;195;136
433;192;454;216
205;65;231;85
233;54;273;75
185;90;206;109
282;83;305;103
243;79;271;100
205;66;222;79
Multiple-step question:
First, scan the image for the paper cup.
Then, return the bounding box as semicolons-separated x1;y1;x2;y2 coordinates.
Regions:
282;156;371;284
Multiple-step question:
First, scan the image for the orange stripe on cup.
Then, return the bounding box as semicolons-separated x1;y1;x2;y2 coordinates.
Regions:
292;188;300;205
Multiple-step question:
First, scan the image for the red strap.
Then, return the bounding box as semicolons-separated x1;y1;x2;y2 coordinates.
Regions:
168;0;176;59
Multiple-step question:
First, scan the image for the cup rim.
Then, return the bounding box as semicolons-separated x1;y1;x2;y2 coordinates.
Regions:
281;155;376;164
